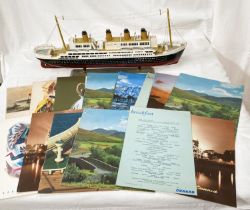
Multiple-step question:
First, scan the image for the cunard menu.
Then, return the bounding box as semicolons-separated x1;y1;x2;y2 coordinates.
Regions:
116;107;197;195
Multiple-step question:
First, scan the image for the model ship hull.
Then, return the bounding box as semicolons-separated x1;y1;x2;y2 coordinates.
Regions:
39;49;184;68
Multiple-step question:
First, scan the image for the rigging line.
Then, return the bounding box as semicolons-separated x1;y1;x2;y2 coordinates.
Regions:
56;10;161;22
46;25;57;44
172;22;185;42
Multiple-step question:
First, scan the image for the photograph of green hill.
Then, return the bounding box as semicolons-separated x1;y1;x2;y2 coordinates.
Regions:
165;74;244;121
62;109;128;191
84;73;117;109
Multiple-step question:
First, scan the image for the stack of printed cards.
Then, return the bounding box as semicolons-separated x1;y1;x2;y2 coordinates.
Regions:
0;71;244;207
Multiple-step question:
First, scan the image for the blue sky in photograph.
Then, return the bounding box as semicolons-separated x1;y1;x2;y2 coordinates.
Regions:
176;74;244;98
116;72;146;87
86;73;117;90
80;109;129;132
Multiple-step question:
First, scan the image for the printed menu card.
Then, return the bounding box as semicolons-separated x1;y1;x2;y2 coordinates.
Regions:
116;107;197;195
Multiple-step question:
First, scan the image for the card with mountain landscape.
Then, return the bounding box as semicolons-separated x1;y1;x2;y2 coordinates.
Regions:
165;74;244;122
62;108;129;191
147;73;178;109
111;72;146;110
84;73;117;109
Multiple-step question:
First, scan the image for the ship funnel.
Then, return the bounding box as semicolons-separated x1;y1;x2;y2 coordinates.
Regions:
141;28;148;40
106;29;113;41
124;28;131;40
82;31;89;42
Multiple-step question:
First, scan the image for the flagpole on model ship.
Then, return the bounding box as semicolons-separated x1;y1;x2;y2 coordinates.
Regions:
167;8;173;48
55;16;67;51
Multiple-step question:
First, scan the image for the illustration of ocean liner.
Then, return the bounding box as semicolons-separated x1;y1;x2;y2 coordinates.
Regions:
34;9;186;68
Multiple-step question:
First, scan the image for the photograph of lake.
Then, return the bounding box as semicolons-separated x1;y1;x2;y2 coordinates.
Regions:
192;115;236;207
62;109;128;191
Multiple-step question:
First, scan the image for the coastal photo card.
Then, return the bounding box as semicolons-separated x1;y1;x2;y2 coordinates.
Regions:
0;116;31;199
147;73;178;109
111;72;146;110
165;74;244;122
192;115;236;207
30;80;56;113
84;72;117;109
116;107;197;195
17;112;54;192
38;111;82;193
53;76;85;111
6;85;32;118
62;109;129;191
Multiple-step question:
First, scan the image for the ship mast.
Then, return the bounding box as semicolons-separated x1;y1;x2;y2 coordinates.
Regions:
167;9;173;48
55;16;67;50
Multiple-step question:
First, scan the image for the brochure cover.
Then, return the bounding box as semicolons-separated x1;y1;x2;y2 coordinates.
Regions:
38;111;82;193
116;107;197;195
0;116;30;199
165;74;244;121
147;74;177;109
6;86;32;118
17;113;54;192
84;73;117;109
135;73;155;107
192;115;236;207
30;80;56;113
62;109;129;191
111;72;146;109
53;76;84;111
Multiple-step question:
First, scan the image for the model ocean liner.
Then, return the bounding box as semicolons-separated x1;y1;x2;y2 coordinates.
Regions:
34;9;186;68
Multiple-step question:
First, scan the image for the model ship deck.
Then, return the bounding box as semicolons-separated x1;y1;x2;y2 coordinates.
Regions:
34;10;186;68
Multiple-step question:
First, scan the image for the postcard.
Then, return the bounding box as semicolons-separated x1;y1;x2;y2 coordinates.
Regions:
111;72;146;110
0;116;31;199
116;107;197;195
84;72;117;109
17;112;54;192
135;73;155;107
147;73;177;109
6;85;32;118
165;74;244;121
192;115;236;207
30;80;56;113
53;76;85;111
38;111;82;193
62;109;129;191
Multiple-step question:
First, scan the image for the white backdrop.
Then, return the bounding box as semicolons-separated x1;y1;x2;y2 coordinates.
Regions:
0;0;250;209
